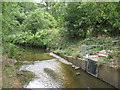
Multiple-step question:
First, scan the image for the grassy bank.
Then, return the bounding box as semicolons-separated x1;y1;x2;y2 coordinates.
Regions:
2;56;35;88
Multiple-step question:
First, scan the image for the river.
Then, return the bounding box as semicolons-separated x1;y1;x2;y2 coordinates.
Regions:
14;45;114;88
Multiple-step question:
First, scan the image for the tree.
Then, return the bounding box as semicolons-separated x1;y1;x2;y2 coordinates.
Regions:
64;2;120;38
24;9;57;35
64;2;91;38
2;2;21;34
47;2;67;28
23;9;44;35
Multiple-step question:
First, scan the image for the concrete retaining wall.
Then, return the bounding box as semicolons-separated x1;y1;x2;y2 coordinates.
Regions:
98;65;120;89
63;55;87;70
56;53;120;89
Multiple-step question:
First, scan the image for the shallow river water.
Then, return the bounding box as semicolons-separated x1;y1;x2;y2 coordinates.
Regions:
15;45;114;88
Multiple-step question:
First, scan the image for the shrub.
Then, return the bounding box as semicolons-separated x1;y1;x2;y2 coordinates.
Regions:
23;9;57;35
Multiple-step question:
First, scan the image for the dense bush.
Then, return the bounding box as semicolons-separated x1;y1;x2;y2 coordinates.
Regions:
42;12;57;29
2;43;18;58
64;2;120;38
23;9;44;35
7;29;57;47
23;9;57;35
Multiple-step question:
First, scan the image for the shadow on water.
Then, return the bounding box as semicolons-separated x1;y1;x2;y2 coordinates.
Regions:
16;53;55;61
14;45;55;66
44;68;60;80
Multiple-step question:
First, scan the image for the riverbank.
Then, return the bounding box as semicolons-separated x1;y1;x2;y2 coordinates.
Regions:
2;56;35;88
3;29;120;88
53;52;119;89
7;29;120;69
1;42;119;88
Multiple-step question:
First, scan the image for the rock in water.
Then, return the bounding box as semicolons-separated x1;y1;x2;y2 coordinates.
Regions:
75;66;80;70
76;72;80;76
72;65;75;68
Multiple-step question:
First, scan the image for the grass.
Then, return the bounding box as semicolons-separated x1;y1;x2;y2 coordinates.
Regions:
2;56;21;88
52;36;120;65
2;56;35;88
53;37;119;53
17;70;35;86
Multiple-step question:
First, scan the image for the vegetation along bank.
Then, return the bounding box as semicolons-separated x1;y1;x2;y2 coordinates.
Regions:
2;2;120;88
